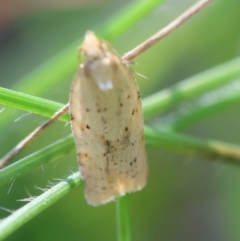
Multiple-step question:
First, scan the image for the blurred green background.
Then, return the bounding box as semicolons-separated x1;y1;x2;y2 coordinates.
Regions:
1;0;240;240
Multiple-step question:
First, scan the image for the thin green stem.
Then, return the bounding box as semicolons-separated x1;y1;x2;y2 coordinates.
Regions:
102;0;164;40
0;87;69;123
0;135;74;187
143;56;240;118
0;172;81;241
145;126;240;166
116;196;131;241
163;90;240;132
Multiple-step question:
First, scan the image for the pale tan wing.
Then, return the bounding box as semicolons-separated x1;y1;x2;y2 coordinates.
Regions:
69;32;148;206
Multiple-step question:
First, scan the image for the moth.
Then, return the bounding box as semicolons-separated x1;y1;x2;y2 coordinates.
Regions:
69;32;148;206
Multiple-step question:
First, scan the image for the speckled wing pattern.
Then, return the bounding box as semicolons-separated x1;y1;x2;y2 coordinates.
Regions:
69;32;148;206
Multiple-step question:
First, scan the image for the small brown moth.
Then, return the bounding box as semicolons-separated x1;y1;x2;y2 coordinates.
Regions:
69;32;148;206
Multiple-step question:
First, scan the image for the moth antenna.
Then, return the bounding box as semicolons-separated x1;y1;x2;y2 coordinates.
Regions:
134;71;149;81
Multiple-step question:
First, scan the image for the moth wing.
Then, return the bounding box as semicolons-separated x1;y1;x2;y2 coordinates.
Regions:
70;33;148;206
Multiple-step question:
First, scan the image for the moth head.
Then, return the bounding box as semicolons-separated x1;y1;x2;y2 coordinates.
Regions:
79;31;107;62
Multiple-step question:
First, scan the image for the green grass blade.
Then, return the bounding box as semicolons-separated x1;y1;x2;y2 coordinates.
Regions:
0;87;68;123
143;56;240;118
0;135;74;187
145;126;240;166
102;0;164;40
163;89;240;132
0;172;81;241
116;196;131;241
